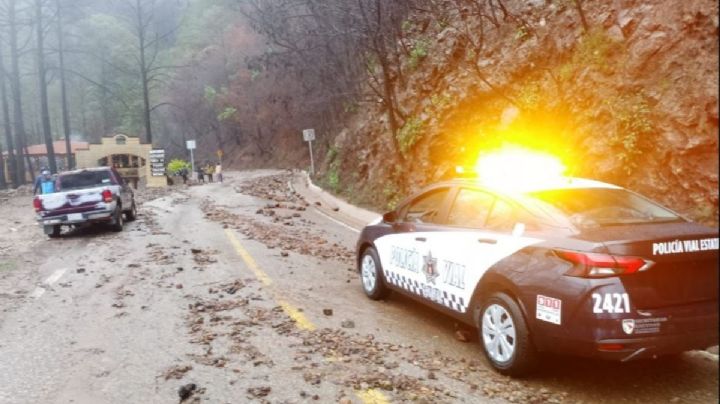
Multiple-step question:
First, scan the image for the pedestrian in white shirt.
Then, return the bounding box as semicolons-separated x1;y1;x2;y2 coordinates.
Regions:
215;162;223;183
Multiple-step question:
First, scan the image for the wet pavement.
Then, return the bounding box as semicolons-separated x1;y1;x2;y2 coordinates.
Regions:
0;170;717;403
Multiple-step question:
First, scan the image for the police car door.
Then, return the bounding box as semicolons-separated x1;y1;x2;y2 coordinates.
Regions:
374;187;452;302
424;188;541;314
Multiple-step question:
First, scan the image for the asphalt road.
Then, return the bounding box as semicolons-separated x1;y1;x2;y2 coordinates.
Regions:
0;170;717;404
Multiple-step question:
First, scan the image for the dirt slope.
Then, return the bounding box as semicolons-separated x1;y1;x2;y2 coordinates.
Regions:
316;0;718;224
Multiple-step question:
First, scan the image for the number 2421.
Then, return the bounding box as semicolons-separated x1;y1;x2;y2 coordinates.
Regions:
592;293;630;314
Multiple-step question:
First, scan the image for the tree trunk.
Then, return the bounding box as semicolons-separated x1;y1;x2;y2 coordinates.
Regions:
57;0;74;170
0;46;17;188
36;0;57;174
136;0;153;145
574;0;589;32
0;142;5;189
8;0;28;184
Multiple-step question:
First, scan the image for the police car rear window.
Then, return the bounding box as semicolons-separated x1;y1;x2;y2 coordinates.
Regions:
59;170;114;191
528;188;681;227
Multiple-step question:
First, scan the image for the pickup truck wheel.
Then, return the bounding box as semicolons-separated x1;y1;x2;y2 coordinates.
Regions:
45;225;61;238
125;202;137;221
110;207;124;232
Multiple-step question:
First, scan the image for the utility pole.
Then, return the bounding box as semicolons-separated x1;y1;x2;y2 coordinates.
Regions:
57;0;73;170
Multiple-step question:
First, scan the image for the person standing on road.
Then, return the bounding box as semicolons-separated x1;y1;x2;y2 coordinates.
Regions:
33;166;49;195
215;162;223;183
205;162;214;183
38;170;55;194
179;167;188;184
197;166;205;183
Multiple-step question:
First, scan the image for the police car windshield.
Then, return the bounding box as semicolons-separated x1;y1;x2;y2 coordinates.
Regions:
59;170;114;191
527;188;682;227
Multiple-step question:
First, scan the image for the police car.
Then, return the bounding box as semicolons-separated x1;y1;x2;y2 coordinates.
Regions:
355;177;718;376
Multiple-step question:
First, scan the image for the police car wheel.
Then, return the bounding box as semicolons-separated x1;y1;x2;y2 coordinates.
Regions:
360;247;389;300
479;293;538;376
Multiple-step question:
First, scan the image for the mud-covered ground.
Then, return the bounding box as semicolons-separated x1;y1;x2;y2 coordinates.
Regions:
0;171;717;404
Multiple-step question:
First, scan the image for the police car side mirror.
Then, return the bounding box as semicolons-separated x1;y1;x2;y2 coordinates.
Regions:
382;211;397;223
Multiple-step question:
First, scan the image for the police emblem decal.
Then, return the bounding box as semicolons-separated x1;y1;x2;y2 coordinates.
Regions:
422;251;439;284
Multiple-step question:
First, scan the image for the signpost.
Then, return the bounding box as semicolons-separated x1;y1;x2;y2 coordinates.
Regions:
303;129;316;175
186;140;196;174
149;149;166;177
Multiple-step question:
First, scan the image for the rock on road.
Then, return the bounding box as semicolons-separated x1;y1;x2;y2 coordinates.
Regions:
0;170;717;403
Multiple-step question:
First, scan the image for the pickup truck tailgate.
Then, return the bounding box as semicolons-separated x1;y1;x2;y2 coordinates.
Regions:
40;187;107;217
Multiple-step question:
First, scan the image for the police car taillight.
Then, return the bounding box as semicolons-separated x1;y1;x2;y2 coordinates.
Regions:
556;250;654;278
102;189;113;203
33;196;43;212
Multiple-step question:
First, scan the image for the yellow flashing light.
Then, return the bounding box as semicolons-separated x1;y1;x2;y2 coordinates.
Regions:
474;146;568;193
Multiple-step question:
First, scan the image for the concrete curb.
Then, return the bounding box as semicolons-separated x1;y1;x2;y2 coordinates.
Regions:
291;170;380;231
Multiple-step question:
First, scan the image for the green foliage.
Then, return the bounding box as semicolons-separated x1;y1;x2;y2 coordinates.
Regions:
382;182;401;211
217;107;237;121
606;94;654;175
324;146;338;165
396;116;424;156
465;48;477;63
408;39;430;69
343;101;359;114
167;159;191;175
516;83;542;111
401;19;413;33
323;147;341;192
558;28;620;81
573;28;617;71
430;93;451;109
327;168;340;192
364;54;379;74
436;16;451;30
204;86;218;103
514;25;529;42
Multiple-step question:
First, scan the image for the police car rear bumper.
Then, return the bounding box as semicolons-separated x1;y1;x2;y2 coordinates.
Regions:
596;330;719;361
538;300;718;361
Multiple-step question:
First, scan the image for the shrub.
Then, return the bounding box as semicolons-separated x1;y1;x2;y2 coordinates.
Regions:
167;159;191;176
396;117;424;156
408;39;429;69
606;94;654;175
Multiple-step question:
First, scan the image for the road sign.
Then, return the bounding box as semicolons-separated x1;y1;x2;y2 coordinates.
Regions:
186;140;196;175
303;129;316;175
302;129;315;142
150;149;166;177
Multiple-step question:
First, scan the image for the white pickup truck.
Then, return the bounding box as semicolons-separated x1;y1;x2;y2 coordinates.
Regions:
33;167;137;237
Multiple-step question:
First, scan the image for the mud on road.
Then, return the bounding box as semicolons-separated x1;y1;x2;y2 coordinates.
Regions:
0;171;717;403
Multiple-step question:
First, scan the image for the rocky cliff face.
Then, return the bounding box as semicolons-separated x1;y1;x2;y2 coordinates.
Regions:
319;0;718;225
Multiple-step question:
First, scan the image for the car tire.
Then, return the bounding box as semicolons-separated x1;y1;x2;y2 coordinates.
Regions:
359;246;389;300
478;292;538;377
110;206;124;232
46;225;61;238
125;202;137;221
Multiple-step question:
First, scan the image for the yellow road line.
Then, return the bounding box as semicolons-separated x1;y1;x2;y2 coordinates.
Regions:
226;228;387;403
356;389;390;404
225;229;273;286
225;229;314;330
277;299;316;331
